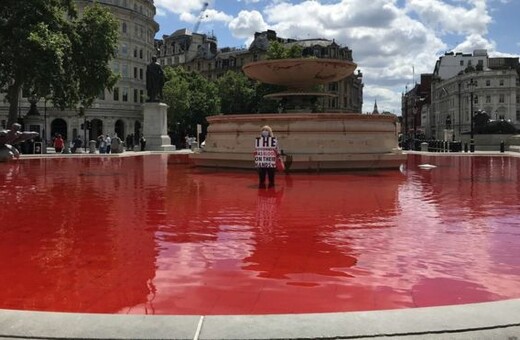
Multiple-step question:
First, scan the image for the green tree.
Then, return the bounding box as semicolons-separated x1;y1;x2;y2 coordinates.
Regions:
266;41;302;60
216;71;256;114
0;0;119;126
162;66;220;145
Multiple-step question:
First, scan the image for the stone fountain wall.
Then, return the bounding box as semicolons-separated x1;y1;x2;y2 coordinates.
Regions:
191;113;405;170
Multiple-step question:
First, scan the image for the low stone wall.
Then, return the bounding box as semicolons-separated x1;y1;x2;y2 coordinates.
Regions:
460;134;515;151
192;113;405;170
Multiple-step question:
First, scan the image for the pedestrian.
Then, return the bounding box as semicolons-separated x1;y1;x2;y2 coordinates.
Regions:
126;134;134;151
105;134;112;154
140;135;146;151
71;136;82;153
254;125;279;188
53;134;64;153
98;135;106;154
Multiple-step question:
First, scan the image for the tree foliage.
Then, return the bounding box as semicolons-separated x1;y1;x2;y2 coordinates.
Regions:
215;71;256;114
0;0;119;126
162;66;220;143
266;41;302;60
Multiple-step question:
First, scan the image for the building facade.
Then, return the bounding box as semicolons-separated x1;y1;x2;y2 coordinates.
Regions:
429;58;520;140
401;74;432;140
157;29;364;113
0;0;159;143
433;49;489;80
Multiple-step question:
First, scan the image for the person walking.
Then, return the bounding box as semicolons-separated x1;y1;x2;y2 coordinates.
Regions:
105;134;112;154
98;135;106;154
126;134;134;151
53;134;64;153
139;135;146;151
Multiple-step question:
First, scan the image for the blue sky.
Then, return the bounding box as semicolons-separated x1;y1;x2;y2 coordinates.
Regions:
153;0;520;113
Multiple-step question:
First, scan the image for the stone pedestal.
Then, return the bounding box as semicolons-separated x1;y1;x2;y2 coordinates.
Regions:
443;129;454;141
142;102;175;152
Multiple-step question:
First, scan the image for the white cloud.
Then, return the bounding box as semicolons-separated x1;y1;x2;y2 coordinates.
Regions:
406;0;491;36
453;33;496;53
154;0;209;14
228;10;268;40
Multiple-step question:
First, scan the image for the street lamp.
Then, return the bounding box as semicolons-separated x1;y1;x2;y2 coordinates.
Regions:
467;78;477;152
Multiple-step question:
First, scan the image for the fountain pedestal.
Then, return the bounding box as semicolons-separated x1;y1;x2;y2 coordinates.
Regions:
191;113;405;170
142;102;175;152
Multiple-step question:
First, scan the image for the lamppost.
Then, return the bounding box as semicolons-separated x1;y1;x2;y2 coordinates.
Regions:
43;98;47;147
468;78;477;152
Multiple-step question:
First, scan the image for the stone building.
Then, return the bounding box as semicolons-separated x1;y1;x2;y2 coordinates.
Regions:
0;0;159;144
429;57;520;140
401;74;433;140
157;29;364;113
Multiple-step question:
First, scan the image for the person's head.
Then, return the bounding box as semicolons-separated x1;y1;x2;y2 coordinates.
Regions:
261;125;273;137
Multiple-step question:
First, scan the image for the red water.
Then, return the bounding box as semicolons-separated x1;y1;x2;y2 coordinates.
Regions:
0;154;519;315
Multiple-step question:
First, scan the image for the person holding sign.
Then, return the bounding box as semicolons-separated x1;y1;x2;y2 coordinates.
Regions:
254;125;279;188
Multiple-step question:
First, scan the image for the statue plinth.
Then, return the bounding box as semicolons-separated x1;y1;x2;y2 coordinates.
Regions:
142;102;176;152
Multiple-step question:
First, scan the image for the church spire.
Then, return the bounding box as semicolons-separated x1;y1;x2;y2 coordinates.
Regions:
372;99;379;114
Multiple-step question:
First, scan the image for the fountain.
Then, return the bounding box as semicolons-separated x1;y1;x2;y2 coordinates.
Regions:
190;58;405;170
0;123;39;162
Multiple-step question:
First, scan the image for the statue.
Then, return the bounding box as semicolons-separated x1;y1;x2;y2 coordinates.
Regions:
0;123;39;162
146;56;165;102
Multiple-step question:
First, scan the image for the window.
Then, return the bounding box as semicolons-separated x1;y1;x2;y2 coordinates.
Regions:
134;89;138;103
113;61;120;75
134;48;138;58
134;67;138;79
460;60;464;66
122;63;128;78
499;79;504;86
499;94;505;103
140;90;144;103
486;95;491;103
474;95;479;104
113;87;119;101
139;49;143;59
122;88;128;102
122;22;127;33
139;68;143;80
486;80;490;86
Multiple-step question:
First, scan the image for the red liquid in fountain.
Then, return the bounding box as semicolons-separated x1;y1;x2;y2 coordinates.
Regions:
0;154;519;315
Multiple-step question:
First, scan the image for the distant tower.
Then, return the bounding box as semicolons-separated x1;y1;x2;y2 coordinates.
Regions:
372;100;379;115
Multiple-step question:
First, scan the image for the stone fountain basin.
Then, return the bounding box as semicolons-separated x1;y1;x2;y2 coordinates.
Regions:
242;59;357;88
190;113;405;171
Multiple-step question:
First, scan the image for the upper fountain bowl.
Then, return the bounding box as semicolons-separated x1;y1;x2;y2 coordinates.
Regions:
242;58;357;88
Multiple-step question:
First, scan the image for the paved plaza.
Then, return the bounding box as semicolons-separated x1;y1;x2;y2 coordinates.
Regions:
1;298;520;339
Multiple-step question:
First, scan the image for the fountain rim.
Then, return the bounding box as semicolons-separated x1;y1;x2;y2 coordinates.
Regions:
242;58;358;86
264;91;338;99
206;112;398;123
